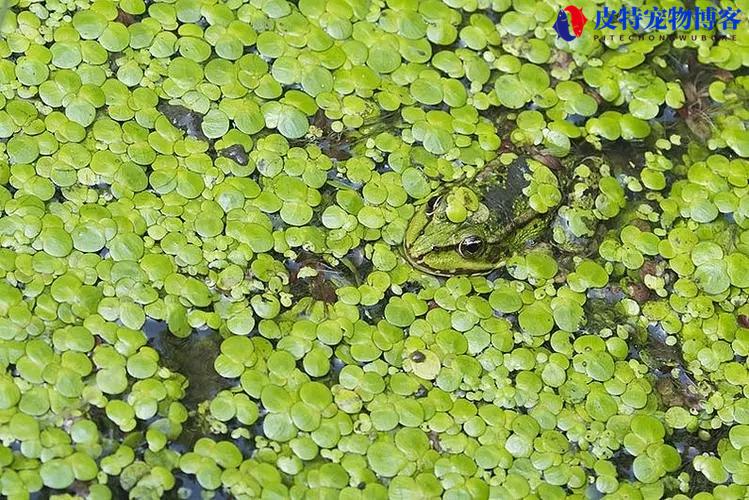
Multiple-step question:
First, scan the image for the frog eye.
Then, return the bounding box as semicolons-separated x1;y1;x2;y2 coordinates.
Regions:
425;196;443;216
458;236;485;258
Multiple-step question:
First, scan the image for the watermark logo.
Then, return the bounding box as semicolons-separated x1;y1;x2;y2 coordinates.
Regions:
554;5;743;42
595;6;742;31
553;6;589;41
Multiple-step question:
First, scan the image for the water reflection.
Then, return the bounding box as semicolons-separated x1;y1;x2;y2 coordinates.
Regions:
144;319;229;408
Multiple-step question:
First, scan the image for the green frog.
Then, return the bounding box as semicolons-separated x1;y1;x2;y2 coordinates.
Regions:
403;155;605;276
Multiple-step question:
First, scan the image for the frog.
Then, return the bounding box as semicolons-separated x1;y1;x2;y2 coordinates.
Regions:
403;154;606;276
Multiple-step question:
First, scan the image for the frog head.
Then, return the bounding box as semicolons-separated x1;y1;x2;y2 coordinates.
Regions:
403;157;562;276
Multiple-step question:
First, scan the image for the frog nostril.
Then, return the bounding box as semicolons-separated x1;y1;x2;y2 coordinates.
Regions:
458;236;484;257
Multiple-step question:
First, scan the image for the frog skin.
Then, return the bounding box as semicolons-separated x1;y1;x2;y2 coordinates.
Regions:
403;156;568;276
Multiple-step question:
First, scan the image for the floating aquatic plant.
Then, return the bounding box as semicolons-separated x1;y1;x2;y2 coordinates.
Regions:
0;0;748;498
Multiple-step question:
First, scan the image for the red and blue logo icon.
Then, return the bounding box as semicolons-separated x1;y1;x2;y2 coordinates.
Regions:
553;6;589;41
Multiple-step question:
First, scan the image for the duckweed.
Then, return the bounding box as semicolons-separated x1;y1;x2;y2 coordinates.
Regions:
0;0;748;498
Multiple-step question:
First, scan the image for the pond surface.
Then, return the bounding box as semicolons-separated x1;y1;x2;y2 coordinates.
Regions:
0;1;748;499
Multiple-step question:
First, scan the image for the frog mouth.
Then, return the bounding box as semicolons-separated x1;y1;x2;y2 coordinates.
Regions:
400;243;502;277
400;244;454;277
